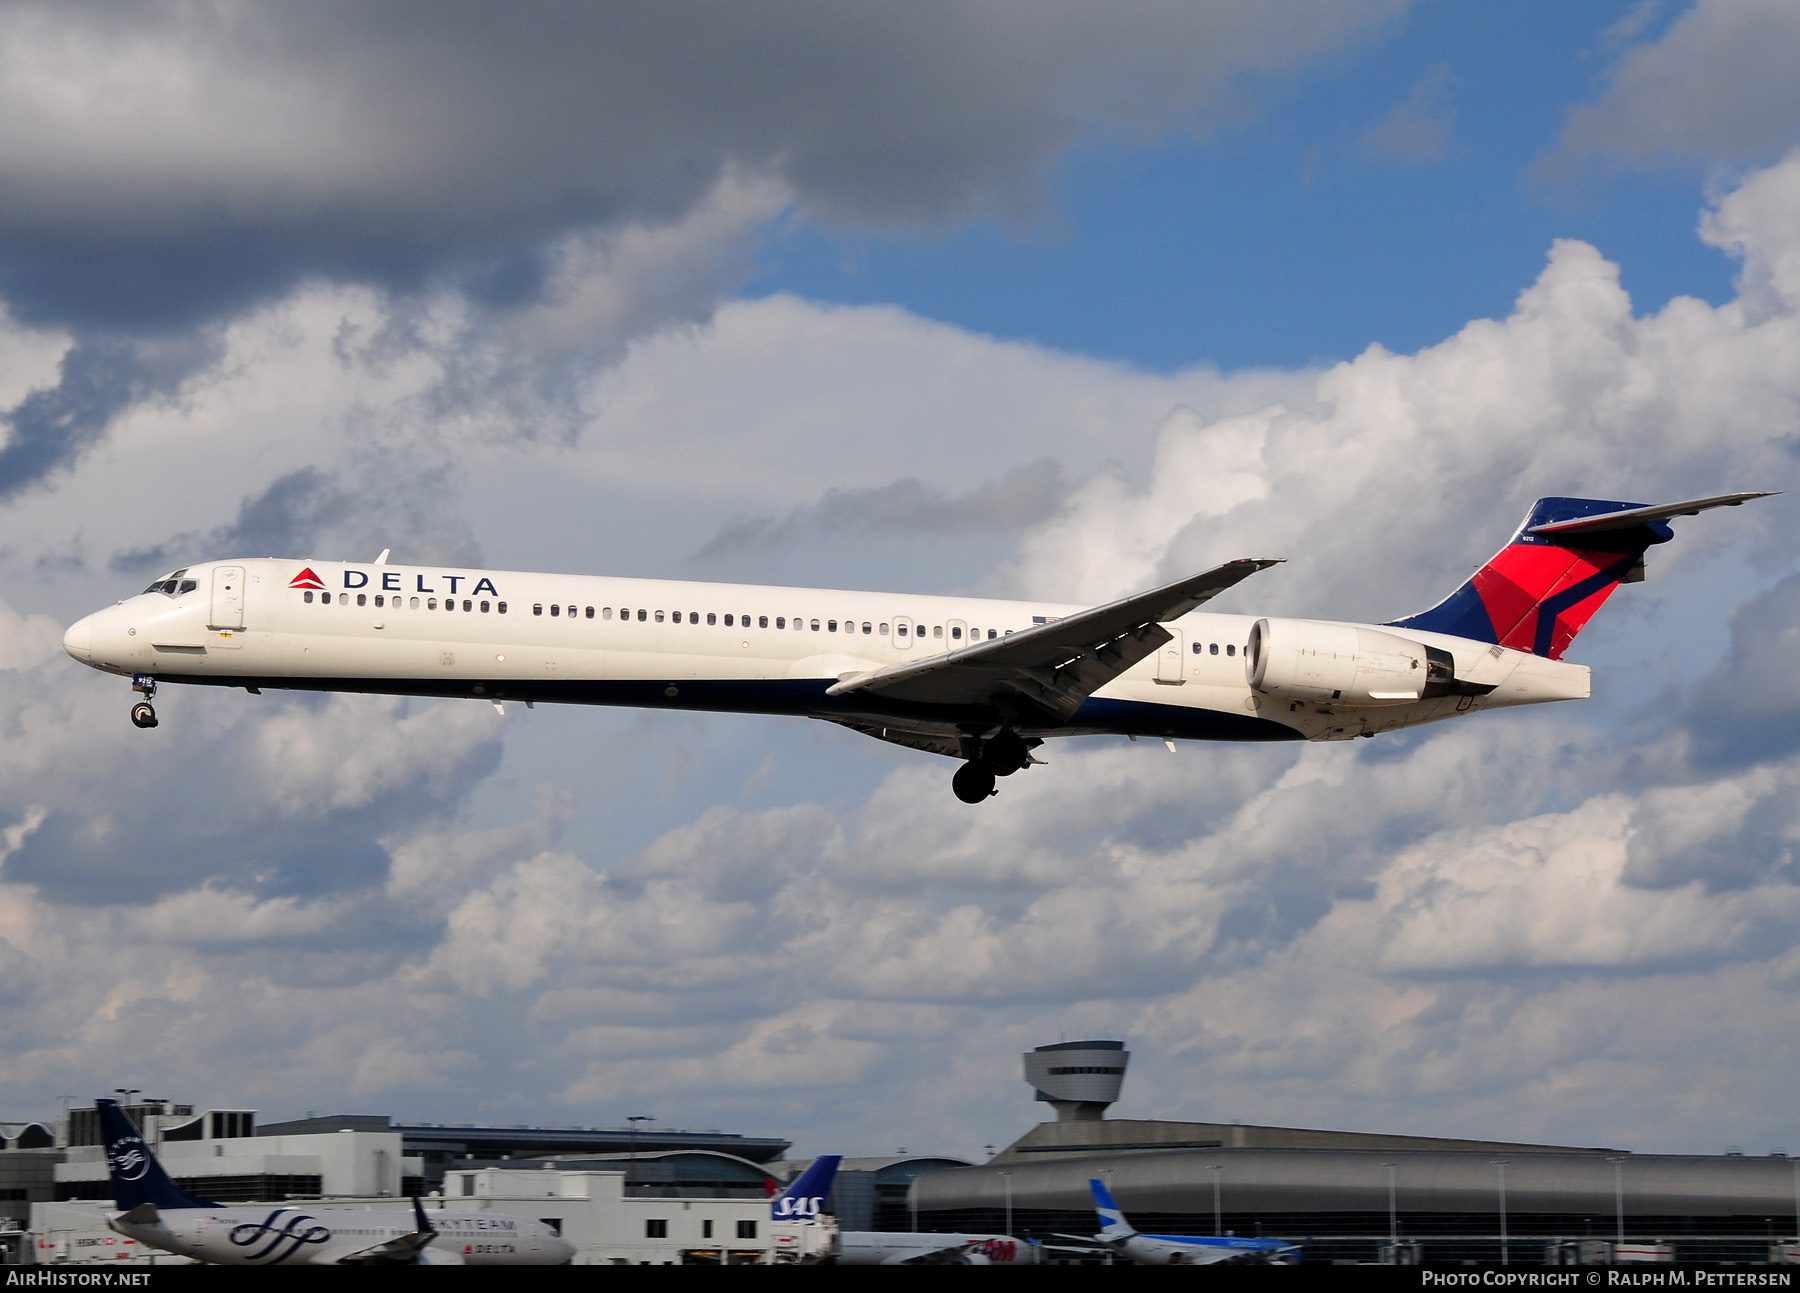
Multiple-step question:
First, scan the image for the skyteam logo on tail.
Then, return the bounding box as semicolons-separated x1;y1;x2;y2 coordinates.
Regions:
772;1155;841;1221
107;1137;149;1181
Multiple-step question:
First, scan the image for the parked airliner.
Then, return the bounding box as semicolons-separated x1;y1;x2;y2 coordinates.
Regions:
62;493;1770;802
94;1099;574;1266
1088;1178;1298;1265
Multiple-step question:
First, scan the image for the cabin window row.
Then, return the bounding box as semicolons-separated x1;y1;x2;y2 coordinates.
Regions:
528;605;1004;641
301;590;507;613
1192;641;1239;656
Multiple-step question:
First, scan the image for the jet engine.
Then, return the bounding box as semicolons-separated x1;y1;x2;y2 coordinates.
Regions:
1245;618;1436;706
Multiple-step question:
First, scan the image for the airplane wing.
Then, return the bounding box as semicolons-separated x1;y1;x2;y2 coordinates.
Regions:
338;1197;440;1265
824;718;965;760
825;559;1281;722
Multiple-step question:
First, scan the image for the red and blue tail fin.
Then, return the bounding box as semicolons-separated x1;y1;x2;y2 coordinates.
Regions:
1389;493;1775;659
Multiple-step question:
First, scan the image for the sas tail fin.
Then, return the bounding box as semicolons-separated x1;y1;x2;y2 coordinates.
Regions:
96;1098;219;1211
1389;492;1775;659
772;1154;841;1221
1089;1178;1137;1241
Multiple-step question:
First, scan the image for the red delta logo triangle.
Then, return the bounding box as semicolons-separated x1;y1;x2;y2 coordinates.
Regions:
288;567;326;590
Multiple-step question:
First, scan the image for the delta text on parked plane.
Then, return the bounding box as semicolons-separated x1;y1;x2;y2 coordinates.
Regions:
63;492;1773;803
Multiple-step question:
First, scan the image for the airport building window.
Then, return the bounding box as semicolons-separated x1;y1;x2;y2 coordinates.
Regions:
645;1220;667;1239
702;1220;713;1239
303;590;313;603
737;1220;757;1239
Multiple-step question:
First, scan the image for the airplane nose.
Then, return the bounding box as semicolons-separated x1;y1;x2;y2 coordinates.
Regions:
63;615;93;664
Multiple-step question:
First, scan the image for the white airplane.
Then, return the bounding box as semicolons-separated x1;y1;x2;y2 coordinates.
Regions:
94;1099;575;1266
774;1155;1038;1264
62;493;1770;803
1088;1178;1298;1266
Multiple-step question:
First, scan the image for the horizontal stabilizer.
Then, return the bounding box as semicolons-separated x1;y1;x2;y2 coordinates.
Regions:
1527;491;1778;536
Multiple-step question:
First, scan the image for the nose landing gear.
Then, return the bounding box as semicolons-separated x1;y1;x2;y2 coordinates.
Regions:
129;674;158;729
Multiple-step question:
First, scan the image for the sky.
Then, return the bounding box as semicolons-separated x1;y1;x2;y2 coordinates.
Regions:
2;0;1800;1162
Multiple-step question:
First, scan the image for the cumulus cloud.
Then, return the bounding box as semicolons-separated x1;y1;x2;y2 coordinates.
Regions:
0;0;1403;330
4;150;1800;1154
1543;0;1800;178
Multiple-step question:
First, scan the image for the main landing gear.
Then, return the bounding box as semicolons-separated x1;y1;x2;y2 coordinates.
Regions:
130;675;158;729
951;728;1039;804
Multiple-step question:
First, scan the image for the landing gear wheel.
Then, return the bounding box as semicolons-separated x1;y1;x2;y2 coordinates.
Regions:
952;761;996;804
130;701;158;729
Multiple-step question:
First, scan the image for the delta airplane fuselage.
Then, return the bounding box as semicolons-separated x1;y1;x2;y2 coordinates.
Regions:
60;493;1771;802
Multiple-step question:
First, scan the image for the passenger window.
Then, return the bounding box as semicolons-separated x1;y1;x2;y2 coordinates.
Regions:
374;595;384;607
863;622;872;634
775;617;784;629
951;626;961;640
811;619;820;631
533;604;543;615
879;623;889;635
828;620;837;632
497;601;507;613
585;606;594;619
655;611;664;622
933;625;942;638
567;606;575;618
303;590;314;603
481;601;490;613
721;614;730;627
710;613;719;626
637;609;646;621
356;593;366;607
339;593;349;605
464;600;473;612
988;629;997;639
551;604;561;617
1210;643;1218;655
603;607;612;620
411;597;420;609
759;616;768;628
428;598;438;610
1228;644;1237;656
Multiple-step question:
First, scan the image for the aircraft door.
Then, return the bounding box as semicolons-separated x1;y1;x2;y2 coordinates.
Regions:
1156;629;1185;684
210;566;245;630
893;616;914;650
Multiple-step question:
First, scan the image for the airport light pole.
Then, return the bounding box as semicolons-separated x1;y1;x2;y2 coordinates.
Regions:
1383;1162;1398;1246
627;1115;654;1193
1608;1156;1627;1245
999;1171;1014;1237
1491;1160;1510;1266
1208;1164;1223;1236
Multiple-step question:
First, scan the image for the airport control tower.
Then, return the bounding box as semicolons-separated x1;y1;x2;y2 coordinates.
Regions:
1022;1039;1129;1122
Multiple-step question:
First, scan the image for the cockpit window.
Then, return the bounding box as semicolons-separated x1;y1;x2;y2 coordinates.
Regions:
141;569;192;596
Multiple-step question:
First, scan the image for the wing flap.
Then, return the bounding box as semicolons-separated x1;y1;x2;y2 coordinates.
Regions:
826;559;1279;717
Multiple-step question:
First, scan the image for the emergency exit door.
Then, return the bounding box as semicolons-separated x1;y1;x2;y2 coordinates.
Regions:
1156;629;1185;684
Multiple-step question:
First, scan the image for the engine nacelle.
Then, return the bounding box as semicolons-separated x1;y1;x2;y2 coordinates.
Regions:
1246;618;1433;706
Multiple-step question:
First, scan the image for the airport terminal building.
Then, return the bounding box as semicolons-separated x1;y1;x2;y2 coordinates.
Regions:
906;1041;1800;1264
